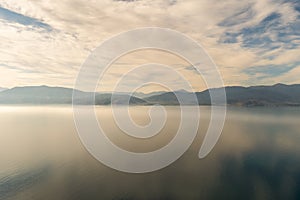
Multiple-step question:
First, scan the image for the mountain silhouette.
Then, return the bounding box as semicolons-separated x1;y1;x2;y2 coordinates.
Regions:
0;84;299;106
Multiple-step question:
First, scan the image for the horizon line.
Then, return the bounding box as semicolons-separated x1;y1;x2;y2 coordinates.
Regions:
1;82;299;94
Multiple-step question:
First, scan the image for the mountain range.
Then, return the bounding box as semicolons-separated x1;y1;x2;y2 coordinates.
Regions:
0;83;299;106
0;87;7;92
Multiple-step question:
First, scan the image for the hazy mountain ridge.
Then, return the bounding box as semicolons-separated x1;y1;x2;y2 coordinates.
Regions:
0;86;147;105
0;84;300;106
145;83;300;106
223;83;300;106
0;87;7;92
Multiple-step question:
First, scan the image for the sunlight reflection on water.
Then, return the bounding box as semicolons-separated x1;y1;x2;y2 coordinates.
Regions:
0;106;299;200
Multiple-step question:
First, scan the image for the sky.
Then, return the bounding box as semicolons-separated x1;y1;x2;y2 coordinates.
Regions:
0;0;299;92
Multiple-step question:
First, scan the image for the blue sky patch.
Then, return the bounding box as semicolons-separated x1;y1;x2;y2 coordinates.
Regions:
219;8;300;50
0;7;52;31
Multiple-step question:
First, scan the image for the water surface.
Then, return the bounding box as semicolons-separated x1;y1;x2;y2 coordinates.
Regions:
0;106;300;200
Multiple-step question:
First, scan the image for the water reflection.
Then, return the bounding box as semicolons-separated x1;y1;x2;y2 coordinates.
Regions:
0;106;299;200
0;166;51;199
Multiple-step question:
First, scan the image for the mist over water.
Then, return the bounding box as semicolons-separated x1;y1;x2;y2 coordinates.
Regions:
0;106;300;200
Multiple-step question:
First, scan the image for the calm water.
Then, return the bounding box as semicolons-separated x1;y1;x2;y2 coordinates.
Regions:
0;106;300;200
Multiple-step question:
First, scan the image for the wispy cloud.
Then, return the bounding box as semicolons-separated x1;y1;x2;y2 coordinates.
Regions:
243;62;299;78
0;0;299;90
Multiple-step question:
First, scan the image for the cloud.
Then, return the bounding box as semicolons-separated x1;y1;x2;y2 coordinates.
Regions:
0;0;299;90
243;63;299;77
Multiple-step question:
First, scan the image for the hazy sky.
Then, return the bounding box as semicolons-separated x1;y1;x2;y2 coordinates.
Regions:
0;0;299;91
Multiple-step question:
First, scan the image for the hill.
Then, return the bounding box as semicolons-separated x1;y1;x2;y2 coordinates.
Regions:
0;86;147;105
145;84;300;106
0;87;7;92
0;84;300;106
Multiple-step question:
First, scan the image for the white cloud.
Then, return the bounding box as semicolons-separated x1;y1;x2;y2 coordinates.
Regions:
0;0;299;90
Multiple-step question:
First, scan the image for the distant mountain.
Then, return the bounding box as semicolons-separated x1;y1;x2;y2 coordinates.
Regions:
0;87;7;92
220;83;300;106
145;83;300;106
0;86;147;105
133;91;167;98
0;84;299;106
95;93;148;105
0;86;74;104
145;90;197;105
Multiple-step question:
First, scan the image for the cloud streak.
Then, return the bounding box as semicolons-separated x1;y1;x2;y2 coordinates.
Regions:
0;0;298;91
